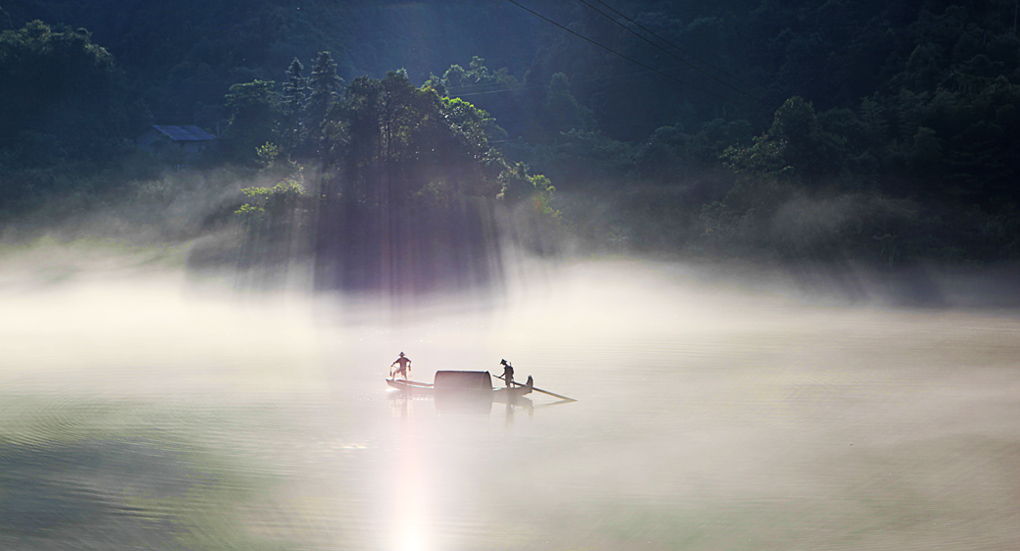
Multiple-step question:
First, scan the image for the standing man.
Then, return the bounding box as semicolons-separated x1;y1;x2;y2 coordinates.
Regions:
499;358;514;388
391;352;412;380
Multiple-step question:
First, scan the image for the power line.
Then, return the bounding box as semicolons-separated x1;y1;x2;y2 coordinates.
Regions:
503;0;756;109
574;0;769;105
446;81;517;95
448;82;547;97
589;0;772;100
447;68;655;98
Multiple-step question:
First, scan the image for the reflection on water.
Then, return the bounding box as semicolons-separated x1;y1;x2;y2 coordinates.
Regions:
3;260;1020;550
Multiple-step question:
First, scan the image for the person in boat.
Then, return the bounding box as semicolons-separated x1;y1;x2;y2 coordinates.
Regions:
499;358;514;388
391;352;412;380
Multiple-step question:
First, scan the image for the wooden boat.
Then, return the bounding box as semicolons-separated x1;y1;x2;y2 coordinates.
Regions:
387;369;574;409
493;376;534;401
385;378;434;393
386;371;532;399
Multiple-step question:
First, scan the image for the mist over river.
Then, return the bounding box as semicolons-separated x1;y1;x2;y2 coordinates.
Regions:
2;254;1019;550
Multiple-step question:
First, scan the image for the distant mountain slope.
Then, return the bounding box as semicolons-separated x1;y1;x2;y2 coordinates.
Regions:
2;0;543;125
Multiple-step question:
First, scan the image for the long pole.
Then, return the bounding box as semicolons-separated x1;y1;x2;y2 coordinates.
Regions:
495;375;576;402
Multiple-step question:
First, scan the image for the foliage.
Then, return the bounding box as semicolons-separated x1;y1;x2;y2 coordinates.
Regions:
255;142;281;169
542;73;598;137
886;76;1020;202
0;20;128;167
5;1;1020;270
441;55;521;96
497;161;558;212
297;69;561;291
318;70;503;205
235;178;306;228
280;58;307;152
723;97;845;182
222;80;281;163
303;51;344;154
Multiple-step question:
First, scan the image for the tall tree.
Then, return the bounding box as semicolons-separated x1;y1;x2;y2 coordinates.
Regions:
304;51;344;154
280;57;307;152
222;79;281;163
313;71;551;293
723;97;845;182
0;20;123;162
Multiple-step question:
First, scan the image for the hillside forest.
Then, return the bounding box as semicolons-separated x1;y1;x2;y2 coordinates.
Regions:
2;0;1020;291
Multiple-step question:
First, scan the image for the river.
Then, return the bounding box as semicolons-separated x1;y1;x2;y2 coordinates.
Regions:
2;257;1019;550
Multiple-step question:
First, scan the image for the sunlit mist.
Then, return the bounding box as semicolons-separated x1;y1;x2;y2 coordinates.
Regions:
4;0;1020;548
3;245;1020;550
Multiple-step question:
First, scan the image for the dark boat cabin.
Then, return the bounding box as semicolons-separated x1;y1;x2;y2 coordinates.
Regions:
433;371;492;393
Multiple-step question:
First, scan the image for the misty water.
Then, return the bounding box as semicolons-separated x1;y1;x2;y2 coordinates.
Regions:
2;253;1019;550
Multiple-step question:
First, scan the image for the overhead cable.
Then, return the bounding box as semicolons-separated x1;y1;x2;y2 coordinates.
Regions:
447;68;656;98
590;0;772;100
503;0;755;108
575;0;769;105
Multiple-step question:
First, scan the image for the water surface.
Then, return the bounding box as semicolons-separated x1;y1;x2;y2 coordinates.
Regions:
2;260;1019;550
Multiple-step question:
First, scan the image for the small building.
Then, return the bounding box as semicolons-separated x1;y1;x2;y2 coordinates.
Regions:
137;125;217;154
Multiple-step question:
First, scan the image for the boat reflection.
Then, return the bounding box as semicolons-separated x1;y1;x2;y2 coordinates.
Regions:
386;387;538;418
386;369;572;423
436;390;499;415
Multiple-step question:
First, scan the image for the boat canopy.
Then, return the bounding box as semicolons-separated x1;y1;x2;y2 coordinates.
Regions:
434;371;492;392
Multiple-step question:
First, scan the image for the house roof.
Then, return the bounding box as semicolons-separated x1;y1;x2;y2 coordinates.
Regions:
151;125;217;141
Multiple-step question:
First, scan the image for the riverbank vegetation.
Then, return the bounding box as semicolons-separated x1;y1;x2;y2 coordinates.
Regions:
3;1;1019;289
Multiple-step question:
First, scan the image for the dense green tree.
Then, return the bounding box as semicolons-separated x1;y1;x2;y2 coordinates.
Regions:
222;79;280;163
320;70;499;205
887;76;1020;202
309;70;564;291
0;20;124;162
543;72;598;136
280;58;308;152
6;0;1020;268
0;20;139;213
723;97;845;183
303;51;344;155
